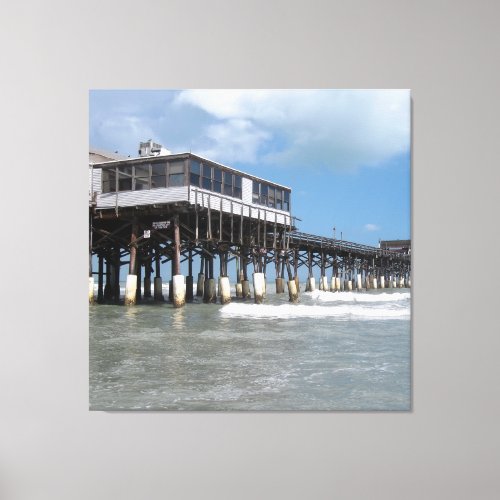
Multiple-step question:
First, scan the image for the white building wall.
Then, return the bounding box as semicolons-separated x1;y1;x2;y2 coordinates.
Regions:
242;177;253;204
97;186;188;209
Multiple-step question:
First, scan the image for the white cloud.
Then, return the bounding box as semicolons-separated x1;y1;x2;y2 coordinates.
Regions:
94;116;156;156
174;89;410;170
199;118;270;164
364;224;380;232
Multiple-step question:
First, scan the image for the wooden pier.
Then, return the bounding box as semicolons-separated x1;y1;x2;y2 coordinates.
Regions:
89;144;411;306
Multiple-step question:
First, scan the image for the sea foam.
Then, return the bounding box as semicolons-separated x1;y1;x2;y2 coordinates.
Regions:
219;302;410;320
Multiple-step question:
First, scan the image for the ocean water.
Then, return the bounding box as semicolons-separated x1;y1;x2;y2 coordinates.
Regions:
89;284;411;411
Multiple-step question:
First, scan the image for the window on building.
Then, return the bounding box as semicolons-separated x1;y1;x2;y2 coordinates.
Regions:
268;186;275;208
252;181;260;204
168;161;185;187
134;164;150;190
283;190;290;211
202;164;212;190
213;167;222;193
118;166;133;191
234;175;242;199
223;172;233;196
190;160;201;187
101;167;116;193
276;189;282;210
151;162;166;189
260;184;268;206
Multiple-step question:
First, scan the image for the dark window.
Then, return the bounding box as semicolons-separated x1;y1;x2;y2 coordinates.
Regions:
213;167;222;193
168;161;185;187
283;191;290;211
190;159;201;187
276;189;282;210
101;168;116;193
202;164;212;190
260;184;268;206
252;181;260;204
268;187;275;208
223;172;233;196
234;175;242;199
118;166;133;191
151;162;166;189
134;164;150;190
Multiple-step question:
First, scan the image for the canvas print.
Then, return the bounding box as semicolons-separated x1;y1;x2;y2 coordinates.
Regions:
89;89;411;411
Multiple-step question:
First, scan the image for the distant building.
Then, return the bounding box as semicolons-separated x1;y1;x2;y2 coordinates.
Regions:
380;239;411;254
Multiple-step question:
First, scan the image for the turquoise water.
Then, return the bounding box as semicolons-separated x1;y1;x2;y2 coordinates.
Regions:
89;285;411;411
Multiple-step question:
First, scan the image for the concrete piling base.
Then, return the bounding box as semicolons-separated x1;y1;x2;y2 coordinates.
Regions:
321;276;328;291
380;276;385;289
275;277;285;294
373;278;378;289
236;282;243;298
242;280;251;299
306;277;316;292
203;278;216;303
287;279;299;303
172;274;186;308
220;277;231;304
294;276;300;292
399;277;405;288
124;274;137;306
89;277;95;304
356;274;362;291
335;277;341;291
347;280;353;291
253;272;265;304
330;277;336;292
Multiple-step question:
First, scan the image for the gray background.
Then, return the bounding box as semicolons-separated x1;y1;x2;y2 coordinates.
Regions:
1;0;499;499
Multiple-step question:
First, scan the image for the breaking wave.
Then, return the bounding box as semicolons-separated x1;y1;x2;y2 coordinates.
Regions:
219;302;410;320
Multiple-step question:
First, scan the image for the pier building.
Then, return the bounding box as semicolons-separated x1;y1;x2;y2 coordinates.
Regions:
89;142;410;306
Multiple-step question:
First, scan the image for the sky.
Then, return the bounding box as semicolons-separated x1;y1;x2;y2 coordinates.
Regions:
89;89;410;247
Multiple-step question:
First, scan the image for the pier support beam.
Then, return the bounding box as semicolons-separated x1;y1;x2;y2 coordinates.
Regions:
104;255;112;301
242;280;251;299
253;272;265;304
306;276;316;292
172;216;186;308
125;219;138;306
153;245;164;301
356;274;362;291
220;276;231;304
185;248;194;302
124;274;137;305
275;277;285;293
203;278;216;303
88;277;94;304
97;254;104;303
287;279;299;303
172;275;186;308
321;276;328;291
